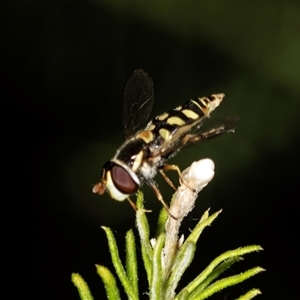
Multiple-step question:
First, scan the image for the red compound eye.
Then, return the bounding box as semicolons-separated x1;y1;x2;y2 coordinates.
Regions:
111;165;139;194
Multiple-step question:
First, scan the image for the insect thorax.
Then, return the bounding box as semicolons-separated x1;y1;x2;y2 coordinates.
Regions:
113;136;162;182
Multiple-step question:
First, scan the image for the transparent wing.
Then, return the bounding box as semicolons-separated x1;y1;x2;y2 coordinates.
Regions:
122;69;154;140
152;115;239;159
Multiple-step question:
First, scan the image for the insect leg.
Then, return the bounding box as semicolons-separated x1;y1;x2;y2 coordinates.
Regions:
127;197;152;213
146;179;177;219
127;197;137;211
159;170;177;190
159;164;182;190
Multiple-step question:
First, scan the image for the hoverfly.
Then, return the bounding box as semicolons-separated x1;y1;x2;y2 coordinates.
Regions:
93;70;238;212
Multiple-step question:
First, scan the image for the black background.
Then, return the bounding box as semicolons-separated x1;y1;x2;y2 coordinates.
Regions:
3;2;299;299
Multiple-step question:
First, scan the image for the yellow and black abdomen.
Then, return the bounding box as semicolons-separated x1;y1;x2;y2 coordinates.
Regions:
146;94;224;151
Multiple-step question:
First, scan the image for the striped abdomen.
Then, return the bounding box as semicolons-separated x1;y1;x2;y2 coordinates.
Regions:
145;93;224;147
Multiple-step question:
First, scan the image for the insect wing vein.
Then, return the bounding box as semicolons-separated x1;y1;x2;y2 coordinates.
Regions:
122;69;154;140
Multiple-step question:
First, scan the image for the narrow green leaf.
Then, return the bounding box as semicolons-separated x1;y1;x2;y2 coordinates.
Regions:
136;206;153;285
156;207;168;237
135;192;152;259
136;190;144;210
185;210;222;245
101;226;137;300
172;210;220;274
150;233;165;300
95;265;121;300
165;241;196;300
190;267;265;300
177;288;189;300
237;288;262;300
71;273;94;300
186;257;241;299
184;245;263;294
125;230;139;298
199;209;210;223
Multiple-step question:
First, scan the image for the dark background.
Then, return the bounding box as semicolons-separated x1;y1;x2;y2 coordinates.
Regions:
3;2;299;299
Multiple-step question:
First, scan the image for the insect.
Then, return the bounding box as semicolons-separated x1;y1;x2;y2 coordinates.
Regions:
93;69;238;212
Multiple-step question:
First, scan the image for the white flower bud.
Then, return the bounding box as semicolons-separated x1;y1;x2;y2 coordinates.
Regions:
181;158;215;192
